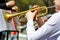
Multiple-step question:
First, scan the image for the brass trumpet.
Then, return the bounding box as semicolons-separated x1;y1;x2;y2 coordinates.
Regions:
4;6;55;22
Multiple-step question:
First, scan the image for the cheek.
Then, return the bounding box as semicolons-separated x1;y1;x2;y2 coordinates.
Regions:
55;2;60;8
55;1;60;5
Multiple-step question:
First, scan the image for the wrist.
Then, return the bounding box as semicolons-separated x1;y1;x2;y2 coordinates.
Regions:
27;19;33;21
27;20;34;24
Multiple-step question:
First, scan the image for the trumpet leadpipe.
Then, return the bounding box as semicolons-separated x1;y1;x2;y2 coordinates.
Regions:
47;5;55;9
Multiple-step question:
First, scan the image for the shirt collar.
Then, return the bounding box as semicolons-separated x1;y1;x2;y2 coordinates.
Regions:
56;11;60;13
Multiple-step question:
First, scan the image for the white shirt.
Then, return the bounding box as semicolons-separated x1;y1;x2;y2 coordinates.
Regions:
26;11;60;40
0;9;15;31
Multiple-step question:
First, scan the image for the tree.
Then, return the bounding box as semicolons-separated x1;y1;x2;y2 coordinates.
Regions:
15;0;45;12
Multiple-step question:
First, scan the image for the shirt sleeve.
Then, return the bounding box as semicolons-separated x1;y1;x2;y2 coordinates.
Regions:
26;13;60;40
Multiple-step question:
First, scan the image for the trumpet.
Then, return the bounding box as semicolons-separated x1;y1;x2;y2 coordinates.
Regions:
4;6;55;22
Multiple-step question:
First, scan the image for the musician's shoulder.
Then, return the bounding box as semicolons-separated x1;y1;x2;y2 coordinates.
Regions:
52;12;60;17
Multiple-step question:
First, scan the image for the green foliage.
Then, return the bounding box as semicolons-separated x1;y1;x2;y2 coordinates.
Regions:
7;0;55;14
15;0;45;12
42;0;55;14
29;0;45;6
20;0;30;5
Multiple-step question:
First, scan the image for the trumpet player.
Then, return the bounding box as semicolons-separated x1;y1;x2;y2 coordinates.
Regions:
26;0;60;40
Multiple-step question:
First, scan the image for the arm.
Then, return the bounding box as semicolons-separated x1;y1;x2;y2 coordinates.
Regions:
37;17;44;27
0;1;15;10
26;13;59;40
0;3;12;10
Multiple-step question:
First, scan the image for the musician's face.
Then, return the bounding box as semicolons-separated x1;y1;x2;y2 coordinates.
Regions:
54;0;60;11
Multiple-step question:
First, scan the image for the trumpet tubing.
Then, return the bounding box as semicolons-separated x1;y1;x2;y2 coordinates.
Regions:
4;6;55;22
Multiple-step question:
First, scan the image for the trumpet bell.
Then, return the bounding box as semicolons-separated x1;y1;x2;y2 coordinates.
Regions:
4;12;12;22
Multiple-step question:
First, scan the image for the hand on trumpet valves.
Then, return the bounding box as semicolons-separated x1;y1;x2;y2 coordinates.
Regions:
26;5;41;21
26;10;37;21
32;5;41;14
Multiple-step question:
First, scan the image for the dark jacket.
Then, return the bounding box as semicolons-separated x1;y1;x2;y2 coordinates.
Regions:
0;0;12;10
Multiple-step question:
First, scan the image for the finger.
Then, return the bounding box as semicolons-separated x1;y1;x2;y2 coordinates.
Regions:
25;16;27;18
33;5;39;8
33;10;37;14
25;16;26;18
